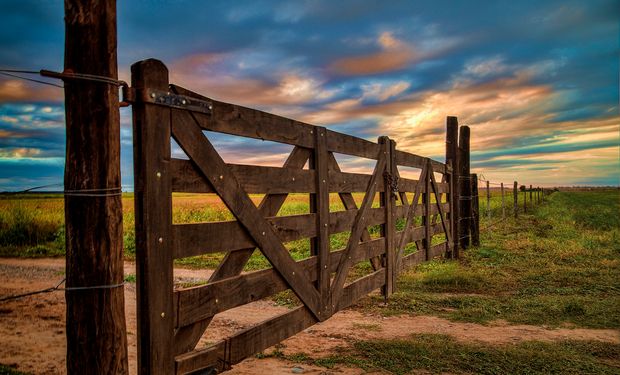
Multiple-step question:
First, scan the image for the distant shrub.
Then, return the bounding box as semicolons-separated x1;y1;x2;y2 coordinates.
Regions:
0;204;61;247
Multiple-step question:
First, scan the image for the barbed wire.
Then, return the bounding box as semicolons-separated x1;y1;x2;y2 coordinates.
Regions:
0;278;126;303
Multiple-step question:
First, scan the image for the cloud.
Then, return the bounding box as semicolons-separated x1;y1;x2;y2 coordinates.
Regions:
329;32;418;75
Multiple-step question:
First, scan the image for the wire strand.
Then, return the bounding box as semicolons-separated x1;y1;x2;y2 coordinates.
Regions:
0;71;64;88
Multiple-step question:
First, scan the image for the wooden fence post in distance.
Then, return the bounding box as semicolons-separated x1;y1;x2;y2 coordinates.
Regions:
63;1;128;374
501;182;505;219
445;116;459;258
513;181;518;218
458;125;471;249
486;180;491;221
470;173;480;246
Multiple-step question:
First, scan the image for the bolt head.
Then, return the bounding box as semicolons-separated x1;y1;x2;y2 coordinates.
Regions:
160;312;165;318
156;172;161;178
150;92;156;98
181;99;187;105
158;237;163;243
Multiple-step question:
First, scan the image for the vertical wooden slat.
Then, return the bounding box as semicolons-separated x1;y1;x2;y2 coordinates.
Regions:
458;126;471;249
501;182;505;219
445;116;459;258
514;181;518;218
471;174;480;247
132;59;174;375
314;127;331;319
486;180;491;221
424;159;432;261
381;138;396;296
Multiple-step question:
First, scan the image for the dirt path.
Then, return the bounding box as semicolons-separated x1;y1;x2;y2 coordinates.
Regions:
1;258;618;374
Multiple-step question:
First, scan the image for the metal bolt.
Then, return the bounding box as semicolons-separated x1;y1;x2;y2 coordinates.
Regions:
262;231;266;236
324;265;328;269
324;223;328;227
215;298;219;304
323;179;326;183
158;237;163;243
321;132;324;137
181;99;187;105
292;271;295;276
292;177;295;181
160;312;165;318
219;175;223;180
150;92;156;98
310;130;313;134
208;104;213;110
156;172;161;178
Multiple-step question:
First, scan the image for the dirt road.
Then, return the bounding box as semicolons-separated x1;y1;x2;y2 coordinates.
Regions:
1;258;618;374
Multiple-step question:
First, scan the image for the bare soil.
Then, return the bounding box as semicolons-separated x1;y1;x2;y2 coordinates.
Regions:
1;258;618;375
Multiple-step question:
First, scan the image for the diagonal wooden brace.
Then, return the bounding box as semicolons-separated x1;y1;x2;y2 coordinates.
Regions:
330;150;387;309
394;162;428;272
171;110;322;319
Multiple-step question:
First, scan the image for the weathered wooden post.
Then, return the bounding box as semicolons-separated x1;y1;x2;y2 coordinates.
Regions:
63;1;128;373
530;184;533;207
501;182;505;219
523;186;527;213
445;117;460;258
458;126;471;249
486;180;491;221
471;174;480;246
423;158;432;261
513;181;518;218
132;59;174;375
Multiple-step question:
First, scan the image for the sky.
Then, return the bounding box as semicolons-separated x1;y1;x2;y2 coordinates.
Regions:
0;0;618;191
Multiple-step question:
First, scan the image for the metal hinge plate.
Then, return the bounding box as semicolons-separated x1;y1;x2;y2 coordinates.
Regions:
123;87;212;114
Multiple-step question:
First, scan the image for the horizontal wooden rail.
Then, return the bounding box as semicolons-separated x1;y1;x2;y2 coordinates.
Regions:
174;237;385;327
172;203;450;258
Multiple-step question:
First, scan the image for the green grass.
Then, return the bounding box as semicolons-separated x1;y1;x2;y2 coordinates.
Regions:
0;365;28;375
359;190;620;329
289;334;620;375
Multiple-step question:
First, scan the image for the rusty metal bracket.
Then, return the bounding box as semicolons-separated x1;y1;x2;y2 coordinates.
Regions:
123;87;212;114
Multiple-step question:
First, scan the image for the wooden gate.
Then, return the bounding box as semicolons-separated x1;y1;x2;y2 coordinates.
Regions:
130;59;458;374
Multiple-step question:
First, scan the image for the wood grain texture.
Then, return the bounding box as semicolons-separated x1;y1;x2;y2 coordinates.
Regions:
131;59;173;375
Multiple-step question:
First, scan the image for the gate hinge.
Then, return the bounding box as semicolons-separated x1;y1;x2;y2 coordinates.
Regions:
121;87;213;114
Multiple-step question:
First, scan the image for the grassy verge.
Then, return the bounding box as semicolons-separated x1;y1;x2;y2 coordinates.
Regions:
358;190;620;328
285;334;620;375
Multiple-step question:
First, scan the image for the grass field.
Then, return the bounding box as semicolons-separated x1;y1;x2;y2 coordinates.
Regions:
1;189;618;374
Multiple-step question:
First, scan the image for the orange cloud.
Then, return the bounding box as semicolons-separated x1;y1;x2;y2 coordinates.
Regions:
329;32;418;75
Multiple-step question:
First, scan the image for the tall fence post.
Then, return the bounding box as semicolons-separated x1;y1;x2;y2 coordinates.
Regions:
501;182;505;219
445;117;459;258
423;159;432;261
486;180;491;221
530;184;533;207
513;181;518;218
132;59;175;375
458;126;471;249
63;1;128;373
471;173;480;246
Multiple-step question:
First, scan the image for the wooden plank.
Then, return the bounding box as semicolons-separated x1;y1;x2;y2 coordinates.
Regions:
175;238;385;327
397;177;448;194
329;170;385;192
171;159;314;194
172;214;315;259
445;116;459;259
314;127;331;319
399;242;447;270
339;268;386;310
172;146;311;355
170;84;315;148
330;149;386;307
175;258;386;374
131;59;174;375
171;110;321;317
326;130;381;160
394;149;447;174
383;138;396;296
395;222;445;247
423;159;432;262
